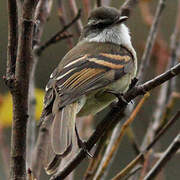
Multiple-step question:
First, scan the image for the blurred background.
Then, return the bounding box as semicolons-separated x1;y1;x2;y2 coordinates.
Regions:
0;0;180;180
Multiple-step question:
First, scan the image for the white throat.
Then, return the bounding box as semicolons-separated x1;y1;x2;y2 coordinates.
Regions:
84;24;133;51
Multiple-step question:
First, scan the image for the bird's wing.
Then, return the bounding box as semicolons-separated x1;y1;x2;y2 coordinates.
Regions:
52;52;134;108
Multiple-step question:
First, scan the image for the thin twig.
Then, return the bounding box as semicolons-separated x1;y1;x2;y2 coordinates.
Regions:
82;0;91;18
160;92;180;127
94;93;150;180
139;1;169;74
124;165;142;180
57;0;74;48
126;126;140;155
92;122;123;180
51;63;180;180
120;0;139;17
111;110;180;180
0;126;10;178
138;0;166;81
36;9;81;56
62;0;83;38
6;0;18;77
141;0;180;151
143;133;180;180
83;131;111;180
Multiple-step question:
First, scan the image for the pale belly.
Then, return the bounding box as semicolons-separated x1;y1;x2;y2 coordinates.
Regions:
77;74;131;117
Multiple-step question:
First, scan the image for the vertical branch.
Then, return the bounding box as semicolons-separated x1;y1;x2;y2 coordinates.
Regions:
142;0;180;150
138;0;166;82
82;0;91;18
7;0;38;179
26;0;53;168
0;126;10;178
62;0;83;38
6;0;18;77
120;0;139;16
69;0;83;35
57;0;73;48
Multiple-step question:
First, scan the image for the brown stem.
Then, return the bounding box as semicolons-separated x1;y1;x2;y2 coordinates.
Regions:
138;0;166;82
120;0;139;17
141;0;180;155
57;0;74;49
6;0;18;77
111;110;180;180
6;0;38;179
143;133;180;180
27;0;53;171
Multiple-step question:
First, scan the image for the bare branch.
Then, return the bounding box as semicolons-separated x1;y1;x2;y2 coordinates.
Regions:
138;0;166;82
57;0;74;48
143;133;180;180
6;0;18;77
93;93;150;180
141;0;180;152
6;0;39;179
82;0;91;18
120;0;139;17
111;110;180;180
62;0;83;38
27;0;53;171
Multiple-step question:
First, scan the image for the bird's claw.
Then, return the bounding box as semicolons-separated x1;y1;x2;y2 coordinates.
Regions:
75;124;93;158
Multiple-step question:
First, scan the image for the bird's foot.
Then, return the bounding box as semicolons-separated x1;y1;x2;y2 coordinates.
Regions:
128;77;138;91
75;124;93;158
106;90;128;105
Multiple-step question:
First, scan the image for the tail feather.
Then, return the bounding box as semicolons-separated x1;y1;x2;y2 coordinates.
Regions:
45;155;62;175
44;102;78;174
51;103;78;155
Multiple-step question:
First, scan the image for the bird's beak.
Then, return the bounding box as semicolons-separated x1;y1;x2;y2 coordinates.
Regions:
114;16;128;25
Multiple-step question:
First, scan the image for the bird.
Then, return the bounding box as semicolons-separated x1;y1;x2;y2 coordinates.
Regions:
40;6;137;174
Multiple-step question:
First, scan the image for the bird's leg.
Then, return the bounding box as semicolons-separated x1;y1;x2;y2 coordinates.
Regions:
106;90;128;105
128;77;138;91
75;124;93;158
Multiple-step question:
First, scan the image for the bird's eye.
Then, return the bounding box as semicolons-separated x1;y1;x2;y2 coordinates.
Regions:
87;19;97;26
88;18;113;29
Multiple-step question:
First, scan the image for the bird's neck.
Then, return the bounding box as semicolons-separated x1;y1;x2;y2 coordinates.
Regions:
84;24;131;48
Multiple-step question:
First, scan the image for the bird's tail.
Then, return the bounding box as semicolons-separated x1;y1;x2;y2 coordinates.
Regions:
45;102;79;175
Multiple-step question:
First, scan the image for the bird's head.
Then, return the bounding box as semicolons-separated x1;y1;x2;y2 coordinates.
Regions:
80;6;129;44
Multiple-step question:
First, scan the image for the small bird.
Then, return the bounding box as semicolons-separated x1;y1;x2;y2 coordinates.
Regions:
40;6;137;174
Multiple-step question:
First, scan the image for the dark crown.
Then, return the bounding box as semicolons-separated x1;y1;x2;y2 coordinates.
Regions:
87;6;127;29
89;6;121;22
